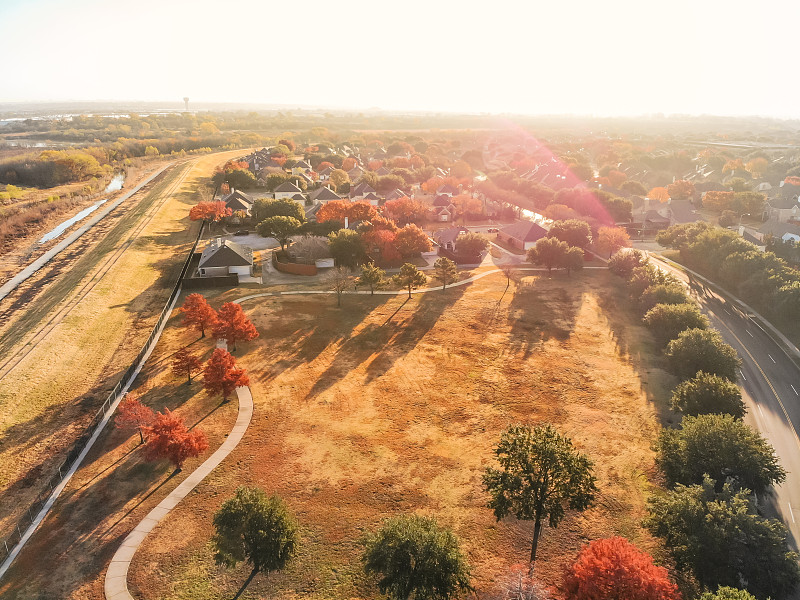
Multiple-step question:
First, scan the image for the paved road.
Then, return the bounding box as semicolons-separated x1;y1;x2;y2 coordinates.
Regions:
652;256;800;550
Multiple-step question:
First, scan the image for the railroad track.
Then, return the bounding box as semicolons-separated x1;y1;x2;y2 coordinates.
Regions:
0;160;193;383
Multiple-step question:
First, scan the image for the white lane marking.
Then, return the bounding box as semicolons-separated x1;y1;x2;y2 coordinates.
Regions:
768;354;776;363
724;308;731;315
758;404;765;418
740;369;747;381
747;330;754;337
790;503;796;524
792;384;798;396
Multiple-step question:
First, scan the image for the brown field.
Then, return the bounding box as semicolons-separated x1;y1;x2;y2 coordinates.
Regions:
107;270;672;599
0;150;248;545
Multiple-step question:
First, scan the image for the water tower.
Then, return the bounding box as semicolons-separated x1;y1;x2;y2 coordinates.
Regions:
183;97;189;111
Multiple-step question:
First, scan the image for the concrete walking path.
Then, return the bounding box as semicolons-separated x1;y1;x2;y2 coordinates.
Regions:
0;165;170;302
105;382;253;600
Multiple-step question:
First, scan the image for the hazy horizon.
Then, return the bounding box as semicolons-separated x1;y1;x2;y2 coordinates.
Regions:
3;0;799;119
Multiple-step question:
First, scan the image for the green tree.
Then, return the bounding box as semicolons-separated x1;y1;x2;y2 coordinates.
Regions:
656;413;785;494
643;302;709;346
483;424;597;568
548;219;592;248
527;237;568;273
639;283;690;314
252;198;306;224
328;228;367;268
362;514;472;600
212;487;298;595
357;263;387;295
433;257;458;290
645;476;800;599
257;216;301;251
264;171;289;191
666;328;741;380
329;168;350;191
699;587;758;600
393;263;428;298
561;246;584;275
670;372;746;418
608;249;648;279
455;232;489;256
732;191;765;216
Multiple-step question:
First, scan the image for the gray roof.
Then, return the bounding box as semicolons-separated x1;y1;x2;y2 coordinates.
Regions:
759;219;800;238
434;227;468;245
433;194;453;207
222;190;253;212
351;181;376;196
437;184;459;195
274;181;303;193
294;160;311;169
310;186;341;202
198;238;253;268
499;220;548;243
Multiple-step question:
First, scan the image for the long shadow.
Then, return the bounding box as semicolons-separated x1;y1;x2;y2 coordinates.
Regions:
506;272;584;359
100;468;178;537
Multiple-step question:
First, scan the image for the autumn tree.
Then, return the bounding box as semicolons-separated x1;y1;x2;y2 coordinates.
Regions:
342;157;357;171
483;424;597;569
204;348;250;401
702;191;735;212
213;302;259;351
563;537;680;600
647;187;670;203
172;347;202;383
394;263;427;298
666;328;741;380
656;413;785;494
433;257;459;290
561;246;584;275
357;263;387;295
180;293;218;338
115;394;155;444
384;196;429;225
189;201;232;223
394;224;432;257
527;238;568;273
329;169;350;191
143;408;209;470
257;215;302;252
667;180;696;200
700;588;757;600
326;266;352;307
363;515;472;600
596;226;631;257
213;487;298;595
456;232;489;256
608;249;648;278
548;220;592;248
670;372;745;418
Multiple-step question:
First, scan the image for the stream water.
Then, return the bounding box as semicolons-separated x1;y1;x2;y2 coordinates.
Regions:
37;173;125;244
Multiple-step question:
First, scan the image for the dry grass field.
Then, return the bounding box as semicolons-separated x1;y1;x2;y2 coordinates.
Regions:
0;150;247;545
94;270;675;600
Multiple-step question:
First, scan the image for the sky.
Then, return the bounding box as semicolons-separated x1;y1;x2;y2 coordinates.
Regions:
1;0;799;118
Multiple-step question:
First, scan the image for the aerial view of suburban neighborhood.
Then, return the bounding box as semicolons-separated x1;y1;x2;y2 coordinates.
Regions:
2;2;800;600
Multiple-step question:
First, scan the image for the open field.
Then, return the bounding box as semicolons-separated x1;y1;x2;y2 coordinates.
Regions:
0;150;248;546
0;268;679;599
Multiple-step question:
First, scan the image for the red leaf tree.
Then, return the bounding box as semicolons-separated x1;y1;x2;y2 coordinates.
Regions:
204;348;251;401
115;394;155;444
172;347;202;383
143;408;209;470
213;302;259;351
189;201;232;222
563;537;681;600
180;293;218;338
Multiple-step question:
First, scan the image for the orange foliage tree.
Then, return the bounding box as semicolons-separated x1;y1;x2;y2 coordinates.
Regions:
647;187;670;203
785;176;800;187
563;537;681;600
189;201;232;222
450;160;473;179
723;158;745;173
596;226;631;257
368;160;384;171
115;394;155;444
702;190;735;212
172;347;202;383
384;197;429;226
595;176;611;187
667;180;696;200
213;302;259;351
421;176;468;193
203;348;250;401
746;157;768;178
181;293;218;338
342;157;357;171
363;229;401;262
316;200;377;224
452;194;484;219
393;224;432;257
143;408;209;470
607;170;627;187
317;161;334;171
410;155;425;169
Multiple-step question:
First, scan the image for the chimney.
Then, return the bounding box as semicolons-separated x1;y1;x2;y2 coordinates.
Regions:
344;216;349;229
644;197;650;212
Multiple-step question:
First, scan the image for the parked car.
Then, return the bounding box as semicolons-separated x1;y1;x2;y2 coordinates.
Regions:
234;230;249;236
487;227;499;233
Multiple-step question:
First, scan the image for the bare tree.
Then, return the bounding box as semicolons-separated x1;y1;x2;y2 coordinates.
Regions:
291;235;330;264
326;266;353;307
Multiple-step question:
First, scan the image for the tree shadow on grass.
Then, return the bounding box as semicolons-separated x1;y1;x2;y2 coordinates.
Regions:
506;273;584;359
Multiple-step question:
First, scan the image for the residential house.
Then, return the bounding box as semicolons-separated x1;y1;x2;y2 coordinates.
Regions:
375;166;391;176
350;181;377;201
759;219;800;244
436;184;459;197
222;190;253;216
432;194;456;222
318;166;335;182
273;181;304;200
309;186;342;204
363;192;381;206
497;220;548;250
765;182;800;222
292;160;312;176
197;238;253;278
385;188;407;202
347;166;364;181
433;227;469;252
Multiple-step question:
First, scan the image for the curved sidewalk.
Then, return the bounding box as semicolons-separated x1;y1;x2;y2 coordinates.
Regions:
104;384;253;600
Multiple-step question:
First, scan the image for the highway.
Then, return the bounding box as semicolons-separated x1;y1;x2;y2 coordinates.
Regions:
652;256;800;550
